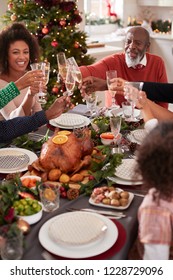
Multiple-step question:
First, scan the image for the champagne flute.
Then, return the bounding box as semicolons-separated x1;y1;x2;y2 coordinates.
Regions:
57;52;67;81
66;57;82;84
110;116;122;144
30;62;48;104
106;70;119;109
43;61;50;85
124;82;143;121
64;65;76;96
84;93;98;118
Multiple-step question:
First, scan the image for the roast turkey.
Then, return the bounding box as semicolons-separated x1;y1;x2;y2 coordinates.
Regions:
36;128;94;174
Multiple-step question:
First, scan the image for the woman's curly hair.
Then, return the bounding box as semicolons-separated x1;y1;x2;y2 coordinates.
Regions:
135;121;173;201
0;22;40;74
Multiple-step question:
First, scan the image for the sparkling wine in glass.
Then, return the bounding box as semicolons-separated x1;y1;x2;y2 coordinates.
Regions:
110;116;122;144
106;70;119;109
30;62;48;104
57;52;67;81
67;57;82;84
124;82;143;121
64;65;76;96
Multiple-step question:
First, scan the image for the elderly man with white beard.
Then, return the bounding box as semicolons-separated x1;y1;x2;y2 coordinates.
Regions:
79;26;168;109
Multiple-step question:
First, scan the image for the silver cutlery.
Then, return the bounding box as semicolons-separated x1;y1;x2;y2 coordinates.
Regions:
66;207;126;218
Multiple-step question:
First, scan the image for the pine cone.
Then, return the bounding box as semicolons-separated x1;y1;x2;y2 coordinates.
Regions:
67;188;80;200
129;142;138;153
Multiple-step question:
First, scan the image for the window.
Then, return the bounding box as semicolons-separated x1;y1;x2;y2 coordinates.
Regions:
84;0;117;22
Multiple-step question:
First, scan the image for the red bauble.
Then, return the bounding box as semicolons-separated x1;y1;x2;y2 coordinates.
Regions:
59;20;66;26
42;27;49;34
74;41;79;48
51;40;58;47
8;2;13;10
52;86;59;94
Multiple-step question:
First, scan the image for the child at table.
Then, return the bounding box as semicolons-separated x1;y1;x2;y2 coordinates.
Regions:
129;121;173;260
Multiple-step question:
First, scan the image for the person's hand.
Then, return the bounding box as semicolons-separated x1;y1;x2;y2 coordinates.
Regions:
79;76;107;97
110;78;126;93
45;96;72;120
135;91;148;109
15;70;44;91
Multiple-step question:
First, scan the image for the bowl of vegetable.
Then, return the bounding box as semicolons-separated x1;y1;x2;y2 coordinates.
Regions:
13;198;43;225
20;175;41;189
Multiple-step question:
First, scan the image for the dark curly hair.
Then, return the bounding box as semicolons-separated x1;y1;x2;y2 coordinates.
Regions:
0;22;40;74
135;121;173;201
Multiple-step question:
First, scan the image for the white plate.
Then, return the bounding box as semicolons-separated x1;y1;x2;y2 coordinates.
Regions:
39;212;118;259
89;188;134;210
107;175;143;186
0;148;37;174
49;114;90;129
131;129;147;143
115;159;142;181
49;212;107;246
55;113;85;127
107;108;142;122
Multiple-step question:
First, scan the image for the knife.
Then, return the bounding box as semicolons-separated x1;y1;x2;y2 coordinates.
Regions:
67;208;125;217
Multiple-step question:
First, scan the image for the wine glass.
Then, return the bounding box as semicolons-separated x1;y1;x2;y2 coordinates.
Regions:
84;93;98;118
30;62;48;104
106;70;119;109
57;52;67;81
66;57;82;84
124;82;142;121
64;65;76;96
43;61;50;86
110;116;122;144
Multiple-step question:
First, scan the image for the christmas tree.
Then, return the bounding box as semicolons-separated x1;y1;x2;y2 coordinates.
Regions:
1;0;95;107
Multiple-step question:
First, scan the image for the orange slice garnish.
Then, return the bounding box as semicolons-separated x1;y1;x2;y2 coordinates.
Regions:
57;130;71;136
44;189;56;201
52;135;68;144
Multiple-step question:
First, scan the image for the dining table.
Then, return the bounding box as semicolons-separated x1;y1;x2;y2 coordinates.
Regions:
0;105;145;260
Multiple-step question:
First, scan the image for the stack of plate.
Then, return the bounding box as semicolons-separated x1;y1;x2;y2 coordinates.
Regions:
128;129;147;144
0;148;38;173
49;113;90;129
108;158;143;186
39;211;118;259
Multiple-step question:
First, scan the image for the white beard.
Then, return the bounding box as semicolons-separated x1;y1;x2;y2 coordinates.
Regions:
125;53;142;68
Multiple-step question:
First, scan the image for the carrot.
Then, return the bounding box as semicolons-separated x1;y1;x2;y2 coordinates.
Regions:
28;178;37;188
21;178;30;187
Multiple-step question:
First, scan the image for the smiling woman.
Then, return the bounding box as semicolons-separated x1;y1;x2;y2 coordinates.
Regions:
0;22;42;121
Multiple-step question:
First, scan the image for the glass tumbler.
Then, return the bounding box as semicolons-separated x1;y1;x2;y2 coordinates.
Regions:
38;183;60;212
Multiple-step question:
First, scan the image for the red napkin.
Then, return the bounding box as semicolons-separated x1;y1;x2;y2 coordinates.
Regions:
48;219;126;260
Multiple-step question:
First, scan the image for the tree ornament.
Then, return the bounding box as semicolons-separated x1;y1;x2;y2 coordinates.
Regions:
59;19;66;27
74;41;79;48
42;26;49;34
51;40;58;47
52;86;59;94
11;13;17;21
8;2;13;10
